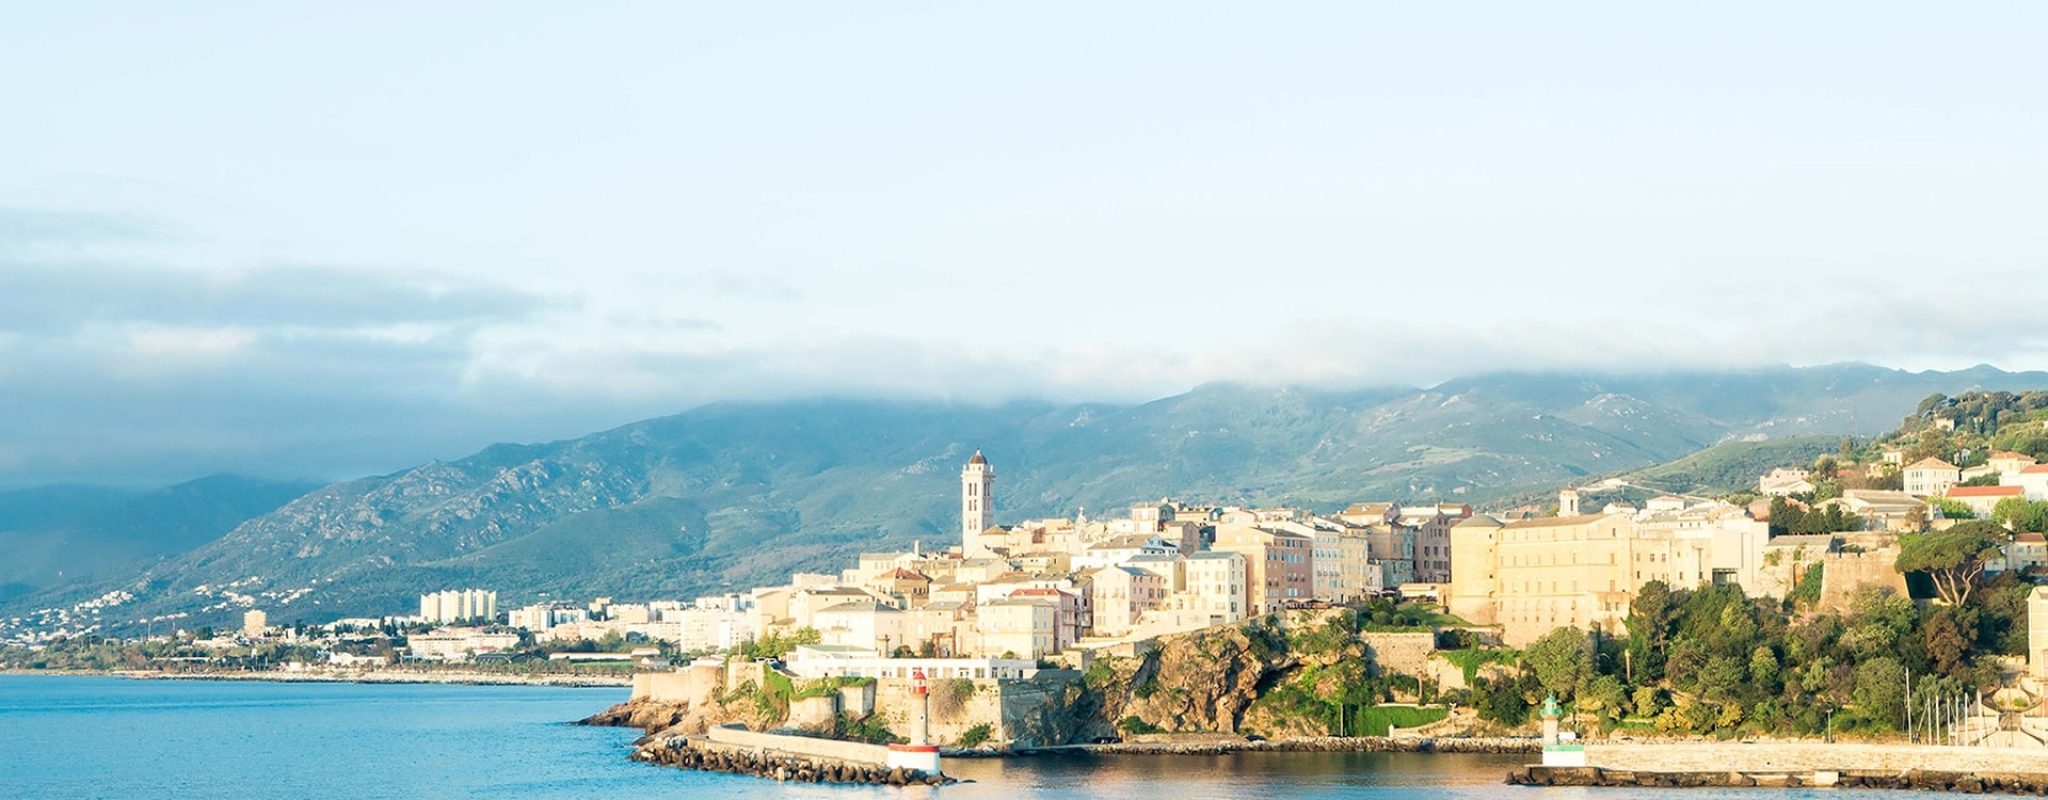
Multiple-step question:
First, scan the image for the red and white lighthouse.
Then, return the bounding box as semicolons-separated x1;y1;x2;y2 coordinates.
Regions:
885;667;942;776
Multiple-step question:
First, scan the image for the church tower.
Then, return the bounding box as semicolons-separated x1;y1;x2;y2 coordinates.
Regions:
1559;488;1581;517
962;450;995;551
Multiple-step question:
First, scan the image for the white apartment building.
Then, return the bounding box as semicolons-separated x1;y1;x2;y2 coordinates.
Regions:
419;589;497;624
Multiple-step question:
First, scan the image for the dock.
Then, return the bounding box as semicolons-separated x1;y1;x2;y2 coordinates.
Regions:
1510;742;2048;795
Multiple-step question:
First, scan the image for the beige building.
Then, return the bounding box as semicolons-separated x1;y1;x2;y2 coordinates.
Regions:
1947;485;2025;517
1758;467;1817;496
1177;550;1247;623
977;598;1056;659
1828;490;1929;532
242;609;268;637
1904;457;1961;497
811;600;907;653
1448;494;1772;646
1212;525;1313;615
1398;505;1472;583
1087;565;1168;636
1307;520;1374;602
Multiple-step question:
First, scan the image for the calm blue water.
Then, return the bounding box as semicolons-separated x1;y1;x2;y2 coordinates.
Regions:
0;676;1966;799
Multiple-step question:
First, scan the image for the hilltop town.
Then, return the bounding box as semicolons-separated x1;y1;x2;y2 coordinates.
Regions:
13;390;2048;751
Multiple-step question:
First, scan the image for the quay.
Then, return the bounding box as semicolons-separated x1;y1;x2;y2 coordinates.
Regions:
1511;742;2048;795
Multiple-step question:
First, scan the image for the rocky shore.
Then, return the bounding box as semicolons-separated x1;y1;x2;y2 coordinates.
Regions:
578;699;690;733
631;735;952;787
1510;765;2048;795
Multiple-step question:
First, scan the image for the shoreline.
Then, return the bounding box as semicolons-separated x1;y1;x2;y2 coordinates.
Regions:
995;735;1542;758
0;667;632;688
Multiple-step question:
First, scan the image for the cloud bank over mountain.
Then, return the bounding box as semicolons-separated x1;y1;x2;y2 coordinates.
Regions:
3;4;2045;485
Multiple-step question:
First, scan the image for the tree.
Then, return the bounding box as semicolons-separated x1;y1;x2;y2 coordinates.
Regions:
1525;627;1593;701
1927;497;1975;520
1748;646;1780;692
1624;581;1679;681
1580;675;1629;726
1895;521;2005;606
1921;606;1976;679
1851;657;1908;730
1473;676;1532;726
1993;497;2048;533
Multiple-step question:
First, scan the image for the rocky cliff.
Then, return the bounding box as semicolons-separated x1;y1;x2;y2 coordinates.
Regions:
1018;608;1413;744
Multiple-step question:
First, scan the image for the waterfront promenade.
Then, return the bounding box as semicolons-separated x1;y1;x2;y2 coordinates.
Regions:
1586;741;2048;774
1513;741;2048;794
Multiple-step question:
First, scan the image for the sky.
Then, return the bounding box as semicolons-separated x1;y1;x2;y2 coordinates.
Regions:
2;2;2045;487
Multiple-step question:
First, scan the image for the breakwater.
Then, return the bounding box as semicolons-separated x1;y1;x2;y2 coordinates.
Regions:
632;734;951;786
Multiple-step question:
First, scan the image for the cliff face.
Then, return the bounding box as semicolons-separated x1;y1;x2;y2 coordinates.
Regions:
1033;609;1382;743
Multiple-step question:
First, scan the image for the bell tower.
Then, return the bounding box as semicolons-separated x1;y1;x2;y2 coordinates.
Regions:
962;450;995;551
1559;488;1581;517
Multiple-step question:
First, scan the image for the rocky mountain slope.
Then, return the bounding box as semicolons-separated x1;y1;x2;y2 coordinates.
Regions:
0;474;317;602
14;363;2045;631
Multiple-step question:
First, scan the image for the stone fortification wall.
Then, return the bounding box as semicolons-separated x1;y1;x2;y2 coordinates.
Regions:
876;677;1003;744
1360;631;1436;676
864;671;1086;748
788;695;839;729
1819;549;1907;612
630;663;724;705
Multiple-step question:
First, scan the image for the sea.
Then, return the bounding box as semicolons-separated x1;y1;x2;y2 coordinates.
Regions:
0;675;1961;799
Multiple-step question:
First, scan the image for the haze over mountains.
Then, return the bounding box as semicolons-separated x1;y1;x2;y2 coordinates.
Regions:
6;362;2044;632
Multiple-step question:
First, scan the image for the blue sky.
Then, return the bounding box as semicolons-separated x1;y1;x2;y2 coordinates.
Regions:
2;2;2045;485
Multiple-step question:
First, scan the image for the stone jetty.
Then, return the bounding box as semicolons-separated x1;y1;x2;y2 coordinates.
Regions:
632;735;953;786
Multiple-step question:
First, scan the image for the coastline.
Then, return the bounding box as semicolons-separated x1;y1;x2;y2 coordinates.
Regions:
994;735;1541;758
0;668;632;688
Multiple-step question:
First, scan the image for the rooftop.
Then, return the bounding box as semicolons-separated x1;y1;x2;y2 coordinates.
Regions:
1947;485;2024;497
1502;514;1617;530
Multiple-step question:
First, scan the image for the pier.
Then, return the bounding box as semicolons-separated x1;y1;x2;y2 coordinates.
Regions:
1510;742;2048;795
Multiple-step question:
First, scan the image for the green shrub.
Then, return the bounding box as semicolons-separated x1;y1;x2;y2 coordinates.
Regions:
1117;716;1163;734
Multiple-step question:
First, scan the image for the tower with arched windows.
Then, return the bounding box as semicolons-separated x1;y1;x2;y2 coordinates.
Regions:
962;450;994;551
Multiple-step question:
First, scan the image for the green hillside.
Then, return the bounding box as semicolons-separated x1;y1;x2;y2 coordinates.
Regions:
1628;436;1843;496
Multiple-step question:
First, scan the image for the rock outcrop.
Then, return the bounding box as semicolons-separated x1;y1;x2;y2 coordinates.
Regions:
1035;608;1405;743
579;700;691;735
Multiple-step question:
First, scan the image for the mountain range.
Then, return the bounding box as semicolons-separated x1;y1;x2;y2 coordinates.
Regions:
0;474;319;603
6;362;2043;633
